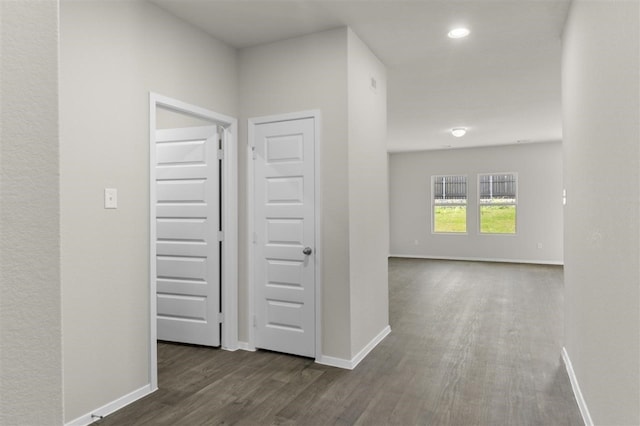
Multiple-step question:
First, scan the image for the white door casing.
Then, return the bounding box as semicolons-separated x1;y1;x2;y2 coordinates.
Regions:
150;93;238;391
252;116;317;358
155;126;220;347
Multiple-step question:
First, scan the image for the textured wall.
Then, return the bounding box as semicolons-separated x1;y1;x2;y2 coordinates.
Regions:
562;0;640;423
60;1;237;421
0;1;63;424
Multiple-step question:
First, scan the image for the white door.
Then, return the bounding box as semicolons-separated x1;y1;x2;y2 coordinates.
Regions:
155;126;221;346
253;117;316;358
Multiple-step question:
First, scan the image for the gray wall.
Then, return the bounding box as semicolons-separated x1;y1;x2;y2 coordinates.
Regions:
347;29;390;354
390;142;563;264
562;0;640;423
238;28;352;359
60;1;237;421
0;2;63;424
61;8;390;419
239;28;390;361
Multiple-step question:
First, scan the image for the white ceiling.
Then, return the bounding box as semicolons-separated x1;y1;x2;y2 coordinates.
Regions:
151;0;570;152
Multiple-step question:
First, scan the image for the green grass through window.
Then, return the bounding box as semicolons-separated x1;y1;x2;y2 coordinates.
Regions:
434;205;516;234
480;205;516;234
434;206;466;233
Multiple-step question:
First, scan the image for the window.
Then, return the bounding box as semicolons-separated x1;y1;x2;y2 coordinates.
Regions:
432;175;467;233
479;173;517;234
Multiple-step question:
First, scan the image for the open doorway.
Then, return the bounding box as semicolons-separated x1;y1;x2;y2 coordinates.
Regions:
149;93;238;390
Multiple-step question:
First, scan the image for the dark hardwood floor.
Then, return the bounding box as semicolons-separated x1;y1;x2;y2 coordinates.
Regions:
97;258;582;425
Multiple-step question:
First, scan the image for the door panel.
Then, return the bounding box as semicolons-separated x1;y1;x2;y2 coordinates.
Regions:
157;218;207;242
157;256;207;281
157;179;207;202
157;294;207;320
253;118;315;358
265;177;304;203
155;126;220;347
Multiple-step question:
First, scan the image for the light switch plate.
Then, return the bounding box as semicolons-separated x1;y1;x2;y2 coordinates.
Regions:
104;188;117;209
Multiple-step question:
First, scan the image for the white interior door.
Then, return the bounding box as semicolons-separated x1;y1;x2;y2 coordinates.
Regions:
155;126;220;346
253;117;316;358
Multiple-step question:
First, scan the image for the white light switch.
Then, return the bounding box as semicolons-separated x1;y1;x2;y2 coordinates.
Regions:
104;188;117;209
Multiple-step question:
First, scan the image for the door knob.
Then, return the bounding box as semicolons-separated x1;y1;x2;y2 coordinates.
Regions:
303;247;312;255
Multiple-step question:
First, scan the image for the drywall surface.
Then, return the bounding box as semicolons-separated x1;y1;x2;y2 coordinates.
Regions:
562;0;640;423
347;29;390;356
0;1;63;424
238;28;352;359
60;1;237;421
389;142;563;264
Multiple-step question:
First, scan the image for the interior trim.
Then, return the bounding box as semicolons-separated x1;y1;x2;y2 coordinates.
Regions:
65;385;152;426
389;254;563;266
562;347;593;426
316;325;391;370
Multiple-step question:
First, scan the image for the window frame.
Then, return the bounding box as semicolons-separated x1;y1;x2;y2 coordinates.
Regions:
477;172;518;235
431;174;468;235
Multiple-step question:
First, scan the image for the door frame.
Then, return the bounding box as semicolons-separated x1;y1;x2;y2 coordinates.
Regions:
247;110;322;360
149;93;238;391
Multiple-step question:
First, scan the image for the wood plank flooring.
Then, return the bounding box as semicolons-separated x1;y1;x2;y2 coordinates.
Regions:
96;258;582;425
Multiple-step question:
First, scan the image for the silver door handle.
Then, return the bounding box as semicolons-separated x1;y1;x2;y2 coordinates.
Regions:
303;247;312;255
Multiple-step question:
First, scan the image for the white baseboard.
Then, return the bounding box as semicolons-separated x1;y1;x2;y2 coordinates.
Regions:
65;384;154;426
562;347;593;426
316;325;391;370
350;325;391;369
389;254;563;266
240;343;356;369
315;353;354;369
237;340;256;352
221;342;239;351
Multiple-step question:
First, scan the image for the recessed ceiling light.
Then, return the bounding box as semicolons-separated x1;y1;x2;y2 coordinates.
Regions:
448;28;470;39
451;127;467;137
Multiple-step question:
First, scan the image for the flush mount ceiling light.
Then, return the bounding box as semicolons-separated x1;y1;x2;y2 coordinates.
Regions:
448;27;470;39
451;127;467;137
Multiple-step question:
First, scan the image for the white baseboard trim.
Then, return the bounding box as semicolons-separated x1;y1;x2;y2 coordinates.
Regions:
316;325;391;370
315;353;354;369
222;342;239;351
562;347;593;426
389;254;564;266
237;341;256;352
350;325;391;369
65;384;154;426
